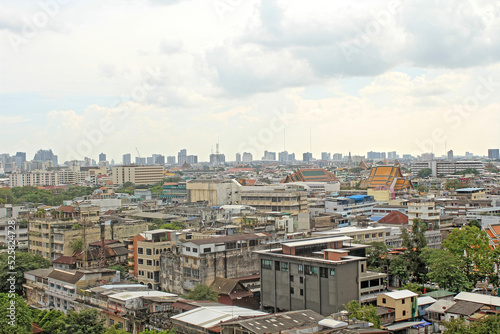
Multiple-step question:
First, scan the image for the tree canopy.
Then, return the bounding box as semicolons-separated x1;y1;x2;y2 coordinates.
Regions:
344;300;381;329
417;168;432;178
0;252;51;295
0;293;33;334
184;284;218;302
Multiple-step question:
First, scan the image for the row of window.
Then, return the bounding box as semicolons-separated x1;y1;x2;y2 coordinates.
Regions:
262;260;335;277
138;259;159;266
138;270;156;279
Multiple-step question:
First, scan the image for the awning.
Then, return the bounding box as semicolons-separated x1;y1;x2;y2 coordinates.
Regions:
413;321;432;328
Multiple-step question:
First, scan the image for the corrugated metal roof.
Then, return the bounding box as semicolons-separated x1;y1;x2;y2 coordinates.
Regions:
171;306;267;329
454;291;500;307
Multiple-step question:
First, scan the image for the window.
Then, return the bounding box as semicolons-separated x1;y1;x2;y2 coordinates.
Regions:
382;298;386;304
300;277;304;284
281;262;288;272
146;248;152;255
378;233;383;237
147;260;152;266
138;259;144;265
403;310;406;316
138;248;143;255
203;247;211;253
300;289;304;296
305;265;318;276
298;264;304;274
275;261;281;271
330;268;335;276
193;248;198;253
361;264;364;272
320;267;328;278
109;319;115;326
186;247;191;252
372;233;376;238
290;287;294;294
290;275;294;282
365;234;370;239
402;299;405;304
262;259;272;270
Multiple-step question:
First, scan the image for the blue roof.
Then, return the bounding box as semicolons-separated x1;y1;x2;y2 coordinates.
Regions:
455;187;485;192
370;216;384;222
347;195;369;199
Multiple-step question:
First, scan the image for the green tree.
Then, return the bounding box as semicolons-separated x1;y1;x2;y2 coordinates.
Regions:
0;188;15;204
184;284;218;302
64;308;105;334
105;325;130;334
445;179;464;190
0;293;33;334
366;241;388;270
69;237;84;253
344;300;381;328
109;264;128;279
400;282;422;295
417;168;432;178
426;249;473;292
0;252;51;295
401;219;428;283
139;330;176;334
468;220;481;228
416;185;429;193
34;309;66;333
443;314;500;333
442;226;496;285
390;255;409;285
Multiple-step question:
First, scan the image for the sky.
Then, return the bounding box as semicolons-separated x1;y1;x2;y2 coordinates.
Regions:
1;0;499;163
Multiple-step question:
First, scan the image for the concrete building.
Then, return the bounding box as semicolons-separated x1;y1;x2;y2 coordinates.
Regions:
128;229;183;290
488;149;499;160
412;160;484;177
256;236;386;315
23;268;53;310
407;199;440;229
28;218;149;261
160;233;273;294
112;165;164;185
187;179;242;206
240;185;308;212
377;290;418;322
123;153;132;165
242;152;253;162
312;226;391;244
325;195;378;216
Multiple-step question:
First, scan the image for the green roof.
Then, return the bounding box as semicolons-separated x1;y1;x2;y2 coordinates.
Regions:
301;170;326;176
421;290;455;298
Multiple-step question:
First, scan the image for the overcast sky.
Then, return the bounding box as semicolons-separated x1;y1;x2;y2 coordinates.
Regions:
1;0;499;163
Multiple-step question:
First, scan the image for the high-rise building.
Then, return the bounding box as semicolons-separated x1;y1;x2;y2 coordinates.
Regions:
321;152;331;161
210;153;225;165
332;153;342;161
99;153;106;162
303;152;312;162
235;153;241;163
186;155;198;164
178;149;187;165
167;156;176;165
262;151;276;161
154;154;165;165
13;152;26;169
488;149;499;160
288;153;295;161
146;157;154;165
278;151;288;162
447;150;454;161
388;151;398;159
135;157;146;165
242;152;253;162
123;153;131;165
33;149;58;166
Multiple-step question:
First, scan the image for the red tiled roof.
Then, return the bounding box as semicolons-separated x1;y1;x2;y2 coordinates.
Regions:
53;256;77;265
56;205;75;213
378;211;408;225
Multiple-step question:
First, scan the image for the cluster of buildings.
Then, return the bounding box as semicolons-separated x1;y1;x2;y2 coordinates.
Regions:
1;146;499;333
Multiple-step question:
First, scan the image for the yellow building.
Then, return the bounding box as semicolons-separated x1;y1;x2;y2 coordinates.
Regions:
112;165;164;185
377;290;418;322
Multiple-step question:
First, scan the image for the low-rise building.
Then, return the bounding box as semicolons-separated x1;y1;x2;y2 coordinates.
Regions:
407;199;440;230
23;268;54;309
240;185;308;212
325;195;379;216
377;290;418;322
256;235;386;315
187;179;242;206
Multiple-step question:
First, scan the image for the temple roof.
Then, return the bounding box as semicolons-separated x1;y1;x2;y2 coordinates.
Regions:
283;168;338;183
360;165;413;191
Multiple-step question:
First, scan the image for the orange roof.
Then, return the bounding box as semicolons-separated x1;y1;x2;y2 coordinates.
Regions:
283;168;338;183
487;230;495;238
360;165;413;191
492;226;500;234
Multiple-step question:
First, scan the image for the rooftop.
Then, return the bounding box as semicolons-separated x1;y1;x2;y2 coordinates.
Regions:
382;290;418;300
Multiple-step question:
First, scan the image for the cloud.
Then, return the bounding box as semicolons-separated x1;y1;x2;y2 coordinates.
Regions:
0;115;30;124
159;39;183;54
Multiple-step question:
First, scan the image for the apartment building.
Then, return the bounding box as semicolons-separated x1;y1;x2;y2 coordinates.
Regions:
407;199;441;229
0;205;29;249
312;226;391;244
160;233;274;294
256;236;386;316
128;229;183;290
187;179;242;206
112;165;164;185
159;182;187;204
28;218;149;261
377;290;418;322
44;268;119;314
412;160;484;177
23;268;54;309
325;195;379;216
436;198;492;217
240;185;308;212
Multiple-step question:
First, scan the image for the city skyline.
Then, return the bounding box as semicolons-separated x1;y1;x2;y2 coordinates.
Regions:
1;1;499;162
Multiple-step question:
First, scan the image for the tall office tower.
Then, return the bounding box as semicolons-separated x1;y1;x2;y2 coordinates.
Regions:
99;153;106;162
488;149;499;160
303;152;312;162
262;150;276;160
447;150;454;161
388;151;398;159
242;152;253;162
186;155;198;164
135;157;146;165
235;153;242;163
167;156;176;165
321;152;331;160
288;153;295;161
178;149;187;165
123;153;132;165
13;152;26;169
33;149;58;166
332;153;342;161
154;154;165;165
278;151;288;162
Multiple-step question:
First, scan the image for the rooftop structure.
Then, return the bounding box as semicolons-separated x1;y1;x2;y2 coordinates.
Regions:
283;168;338;183
360;165;413;193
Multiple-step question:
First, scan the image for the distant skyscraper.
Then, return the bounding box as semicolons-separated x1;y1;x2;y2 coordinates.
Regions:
242;152;253;162
402;154;413;160
288;153;295;161
147;157;154;165
154;154;165;165
186;155;198;164
33;149;58;166
303;152;312;162
420;153;435;161
13;152;26;169
178;149;187;165
99;152;106;162
447;150;454;161
488;149;499;160
321;152;331;160
135;157;146;165
262;150;276;160
123;153;131;165
278;151;288;162
332;153;342;161
167;156;176;165
210;153;225;165
388;151;398;159
235;153;241;163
